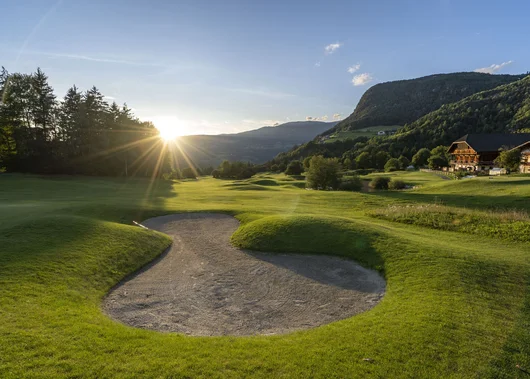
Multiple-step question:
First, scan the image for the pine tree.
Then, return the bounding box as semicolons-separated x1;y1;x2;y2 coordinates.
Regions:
30;68;56;140
59;85;82;154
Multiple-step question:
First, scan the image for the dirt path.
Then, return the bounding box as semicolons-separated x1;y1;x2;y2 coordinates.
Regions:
103;214;385;336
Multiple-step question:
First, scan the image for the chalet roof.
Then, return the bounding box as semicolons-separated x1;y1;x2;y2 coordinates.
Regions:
449;133;530;153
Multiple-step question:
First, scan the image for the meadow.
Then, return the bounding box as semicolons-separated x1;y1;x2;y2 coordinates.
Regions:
324;125;400;143
1;172;530;378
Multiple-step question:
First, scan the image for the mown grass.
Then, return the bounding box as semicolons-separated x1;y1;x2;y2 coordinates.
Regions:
1;172;530;378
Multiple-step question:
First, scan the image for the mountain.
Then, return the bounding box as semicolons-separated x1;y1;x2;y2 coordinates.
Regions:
176;121;337;167
393;75;530;149
272;74;530;167
324;72;526;136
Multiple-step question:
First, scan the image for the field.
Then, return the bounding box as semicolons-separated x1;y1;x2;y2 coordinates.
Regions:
324;125;401;143
1;172;530;378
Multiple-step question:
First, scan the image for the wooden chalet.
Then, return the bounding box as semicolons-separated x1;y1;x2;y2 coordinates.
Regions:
447;133;530;172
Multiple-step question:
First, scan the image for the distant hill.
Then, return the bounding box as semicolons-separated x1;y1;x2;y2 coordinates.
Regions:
176;121;337;167
325;72;526;136
272;74;530;167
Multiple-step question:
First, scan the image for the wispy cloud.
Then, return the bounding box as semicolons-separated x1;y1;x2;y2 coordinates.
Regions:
104;95;116;101
474;61;513;74
315;62;321;67
333;113;342;120
229;88;295;99
324;42;342;55
25;51;166;68
352;73;373;86
347;64;361;74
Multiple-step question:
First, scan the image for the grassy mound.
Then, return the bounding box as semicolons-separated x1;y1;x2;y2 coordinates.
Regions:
232;215;383;271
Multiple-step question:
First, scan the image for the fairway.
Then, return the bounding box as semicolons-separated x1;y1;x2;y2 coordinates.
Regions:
1;172;530;378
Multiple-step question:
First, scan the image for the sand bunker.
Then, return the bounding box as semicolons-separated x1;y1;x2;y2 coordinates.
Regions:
103;214;385;336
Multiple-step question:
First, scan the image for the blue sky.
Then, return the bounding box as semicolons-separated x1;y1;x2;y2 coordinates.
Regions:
2;0;529;136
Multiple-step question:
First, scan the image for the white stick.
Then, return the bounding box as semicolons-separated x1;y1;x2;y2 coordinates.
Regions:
133;221;149;230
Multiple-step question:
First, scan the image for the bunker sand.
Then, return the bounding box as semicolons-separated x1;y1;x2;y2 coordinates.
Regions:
103;214;385;336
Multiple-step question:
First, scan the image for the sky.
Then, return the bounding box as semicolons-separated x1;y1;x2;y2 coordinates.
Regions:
2;0;530;136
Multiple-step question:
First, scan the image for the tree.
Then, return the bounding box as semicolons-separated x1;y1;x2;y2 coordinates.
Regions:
430;145;450;160
343;157;353;170
30;68;56;140
384;158;401;172
306;155;341;190
303;156;312;169
374;151;391;170
411;148;431;167
428;155;449;170
495;149;521;172
285;160;303;175
398;155;410;169
356;152;371;169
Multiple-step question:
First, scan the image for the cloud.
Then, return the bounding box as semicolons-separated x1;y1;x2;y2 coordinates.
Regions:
104;95;116;101
306;115;329;121
315;62;321;67
474;61;513;74
352;73;373;86
333;113;342;120
26;51;167;68
347;64;361;74
324;42;342;55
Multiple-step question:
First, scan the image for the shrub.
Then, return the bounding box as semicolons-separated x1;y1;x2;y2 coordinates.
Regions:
370;176;390;190
306;155;341;190
181;167;196;179
271;164;279;172
388;179;407;190
285;160;304;175
384;158;400;172
211;169;220;178
338;176;362;191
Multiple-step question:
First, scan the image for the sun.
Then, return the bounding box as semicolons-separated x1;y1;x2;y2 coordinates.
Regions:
153;117;184;141
157;125;181;142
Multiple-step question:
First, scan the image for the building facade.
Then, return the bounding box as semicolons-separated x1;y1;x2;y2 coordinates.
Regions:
447;133;530;172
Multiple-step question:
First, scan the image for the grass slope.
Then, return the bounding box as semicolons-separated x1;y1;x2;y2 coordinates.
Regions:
1;172;530;378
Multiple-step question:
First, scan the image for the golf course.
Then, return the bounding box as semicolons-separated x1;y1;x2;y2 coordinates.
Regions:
1;171;529;378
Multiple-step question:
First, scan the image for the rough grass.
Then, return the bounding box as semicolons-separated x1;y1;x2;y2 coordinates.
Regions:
1;172;530;377
369;204;530;242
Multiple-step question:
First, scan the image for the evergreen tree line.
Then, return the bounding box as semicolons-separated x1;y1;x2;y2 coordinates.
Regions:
0;66;167;176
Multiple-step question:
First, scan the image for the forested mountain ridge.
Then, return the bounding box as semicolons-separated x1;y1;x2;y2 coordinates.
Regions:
272;74;530;168
324;72;526;136
393;75;530;148
176;121;337;167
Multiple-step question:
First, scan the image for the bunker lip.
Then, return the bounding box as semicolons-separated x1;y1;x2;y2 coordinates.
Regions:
103;213;385;336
